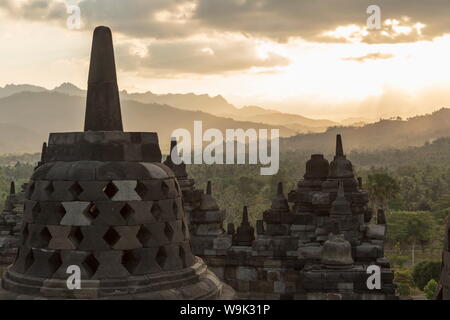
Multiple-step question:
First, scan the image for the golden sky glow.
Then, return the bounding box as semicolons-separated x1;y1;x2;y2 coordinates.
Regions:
1;0;450;120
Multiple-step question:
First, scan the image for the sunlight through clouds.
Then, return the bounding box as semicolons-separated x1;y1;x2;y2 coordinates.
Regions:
1;0;450;119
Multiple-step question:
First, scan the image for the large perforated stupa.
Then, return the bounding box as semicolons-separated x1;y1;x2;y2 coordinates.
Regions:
0;26;233;300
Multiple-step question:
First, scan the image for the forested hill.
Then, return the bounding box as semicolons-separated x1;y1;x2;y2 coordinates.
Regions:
348;137;450;169
281;108;450;154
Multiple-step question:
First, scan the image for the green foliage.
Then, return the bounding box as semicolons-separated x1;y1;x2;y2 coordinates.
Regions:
348;137;450;169
389;255;409;268
366;172;400;211
397;283;411;297
423;279;439;300
0;153;39;166
412;260;441;290
387;211;437;247
186;157;302;226
394;269;413;297
357;164;450;213
431;194;450;221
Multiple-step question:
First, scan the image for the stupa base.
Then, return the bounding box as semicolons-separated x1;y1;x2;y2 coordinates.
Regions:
0;257;234;300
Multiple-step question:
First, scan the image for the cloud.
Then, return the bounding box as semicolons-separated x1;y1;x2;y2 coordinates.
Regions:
2;0;450;43
115;38;290;75
0;0;66;21
342;52;394;63
194;0;450;43
0;0;291;75
0;0;201;39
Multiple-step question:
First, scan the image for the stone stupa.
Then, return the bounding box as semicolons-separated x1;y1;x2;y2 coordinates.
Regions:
0;26;233;300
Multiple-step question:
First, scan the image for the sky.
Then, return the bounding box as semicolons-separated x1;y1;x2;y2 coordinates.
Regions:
1;0;450;120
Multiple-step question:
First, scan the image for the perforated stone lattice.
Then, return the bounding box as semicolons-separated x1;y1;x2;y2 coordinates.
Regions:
12;177;194;280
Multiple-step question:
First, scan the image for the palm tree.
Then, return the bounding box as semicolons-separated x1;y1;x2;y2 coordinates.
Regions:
366;172;400;213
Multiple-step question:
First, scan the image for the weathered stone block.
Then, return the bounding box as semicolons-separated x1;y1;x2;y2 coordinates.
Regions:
77;181;110;201
111;180;141;201
60;202;92;226
355;243;381;260
265;223;289;236
111;226;141;250
311;192;329;205
237;267;257;281
290;224;315;232
213;235;232;250
274;281;286;293
366;224;386;240
298;245;323;260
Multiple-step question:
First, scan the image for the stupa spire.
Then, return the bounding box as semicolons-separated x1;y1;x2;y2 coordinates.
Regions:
277;181;283;195
330;180;352;216
270;182;289;212
199;181;219;210
170;138;177;154
9;181;15;195
336;134;344;157
166;137;178;165
242;206;249;224
84;26;123;131
232;206;255;246
206;180;212;195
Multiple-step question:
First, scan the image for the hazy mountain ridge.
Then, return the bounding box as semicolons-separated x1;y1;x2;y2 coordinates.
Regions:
123;90;237;115
0;84;48;98
0;91;296;154
0;85;449;156
237;111;337;132
0;83;341;132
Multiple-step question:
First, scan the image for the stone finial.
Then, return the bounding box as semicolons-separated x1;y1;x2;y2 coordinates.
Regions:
163;138;188;179
9;181;15;195
336;134;344;157
329;134;354;178
84;26;123;132
270;182;289;212
277;181;283;194
165;137;178;166
377;209;386;225
206;181;212;195
227;223;235;235
170;137;177;154
330;180;352;216
256;220;265;235
321;234;353;268
242;206;249;224
232;206;255;246
199;181;219;211
357;177;363;190
41;142;47;160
